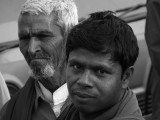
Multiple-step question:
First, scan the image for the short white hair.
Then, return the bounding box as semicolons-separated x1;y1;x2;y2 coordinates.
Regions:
19;0;78;33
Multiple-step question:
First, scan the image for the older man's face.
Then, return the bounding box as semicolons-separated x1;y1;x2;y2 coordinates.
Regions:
18;13;64;79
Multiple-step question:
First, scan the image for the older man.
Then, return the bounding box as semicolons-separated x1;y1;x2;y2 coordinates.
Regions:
0;0;78;120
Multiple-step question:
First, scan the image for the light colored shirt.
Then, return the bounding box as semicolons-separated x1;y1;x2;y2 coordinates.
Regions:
53;83;68;117
37;82;68;117
0;72;10;110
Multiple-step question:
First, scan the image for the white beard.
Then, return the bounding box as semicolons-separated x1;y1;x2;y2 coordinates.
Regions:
29;64;55;79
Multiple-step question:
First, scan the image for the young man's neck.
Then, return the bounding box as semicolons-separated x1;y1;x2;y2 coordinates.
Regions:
79;108;117;120
79;90;125;120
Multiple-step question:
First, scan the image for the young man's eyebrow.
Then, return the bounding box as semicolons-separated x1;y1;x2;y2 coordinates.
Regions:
68;58;113;71
68;59;84;65
90;63;114;73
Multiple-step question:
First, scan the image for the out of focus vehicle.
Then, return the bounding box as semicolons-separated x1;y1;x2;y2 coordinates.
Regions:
116;4;152;116
0;21;29;97
0;3;152;116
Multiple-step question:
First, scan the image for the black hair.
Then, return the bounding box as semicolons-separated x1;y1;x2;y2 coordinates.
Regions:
66;11;139;72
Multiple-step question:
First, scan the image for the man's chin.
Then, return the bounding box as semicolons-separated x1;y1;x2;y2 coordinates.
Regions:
28;65;55;79
30;59;46;67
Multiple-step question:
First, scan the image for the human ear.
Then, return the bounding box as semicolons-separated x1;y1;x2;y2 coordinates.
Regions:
121;66;134;89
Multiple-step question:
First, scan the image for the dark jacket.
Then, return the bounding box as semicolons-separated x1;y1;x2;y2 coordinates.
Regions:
145;0;160;119
0;77;70;120
58;88;144;120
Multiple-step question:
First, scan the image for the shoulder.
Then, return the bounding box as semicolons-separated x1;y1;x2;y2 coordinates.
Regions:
115;88;143;119
58;103;77;120
0;101;9;119
0;78;36;120
0;88;21;120
112;116;145;120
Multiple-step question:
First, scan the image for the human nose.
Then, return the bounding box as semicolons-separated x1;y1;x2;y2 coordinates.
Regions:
28;37;41;54
77;70;93;88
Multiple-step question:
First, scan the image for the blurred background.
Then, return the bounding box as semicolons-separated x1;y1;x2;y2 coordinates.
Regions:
0;0;146;23
1;0;152;116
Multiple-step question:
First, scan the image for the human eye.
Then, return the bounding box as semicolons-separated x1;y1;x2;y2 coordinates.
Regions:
19;35;30;41
38;32;54;40
96;68;110;77
40;34;51;38
68;62;83;72
71;64;81;70
37;34;49;40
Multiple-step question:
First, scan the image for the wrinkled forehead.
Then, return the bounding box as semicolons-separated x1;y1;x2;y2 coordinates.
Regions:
18;13;63;36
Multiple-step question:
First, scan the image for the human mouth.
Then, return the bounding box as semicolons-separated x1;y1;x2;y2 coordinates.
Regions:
31;58;49;62
73;91;95;99
29;58;50;67
32;58;47;60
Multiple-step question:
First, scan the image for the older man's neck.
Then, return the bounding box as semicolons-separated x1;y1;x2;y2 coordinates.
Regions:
38;81;53;103
38;77;59;93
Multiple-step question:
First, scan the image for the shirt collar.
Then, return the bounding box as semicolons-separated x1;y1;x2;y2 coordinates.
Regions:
53;83;68;106
35;81;68;108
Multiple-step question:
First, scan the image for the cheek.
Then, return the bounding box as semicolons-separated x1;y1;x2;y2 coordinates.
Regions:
66;69;77;90
97;77;122;98
66;74;73;94
46;41;63;58
66;71;74;86
19;42;28;56
104;83;122;104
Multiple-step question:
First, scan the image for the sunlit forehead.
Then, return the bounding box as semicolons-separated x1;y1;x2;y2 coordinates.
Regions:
18;15;54;36
21;0;76;16
20;0;78;34
22;0;54;15
68;49;116;70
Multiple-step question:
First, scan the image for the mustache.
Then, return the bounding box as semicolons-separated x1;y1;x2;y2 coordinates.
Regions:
71;88;96;97
26;52;51;62
71;90;96;98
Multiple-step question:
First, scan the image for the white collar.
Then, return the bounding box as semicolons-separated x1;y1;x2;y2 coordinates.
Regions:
38;82;68;105
38;82;68;117
53;83;68;105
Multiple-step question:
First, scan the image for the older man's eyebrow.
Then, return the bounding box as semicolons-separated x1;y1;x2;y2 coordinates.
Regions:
33;30;54;36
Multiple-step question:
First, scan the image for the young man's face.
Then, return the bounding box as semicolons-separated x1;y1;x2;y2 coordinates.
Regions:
18;13;64;80
66;48;125;114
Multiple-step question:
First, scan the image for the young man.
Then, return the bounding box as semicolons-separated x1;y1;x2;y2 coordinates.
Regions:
0;0;78;120
58;11;144;120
